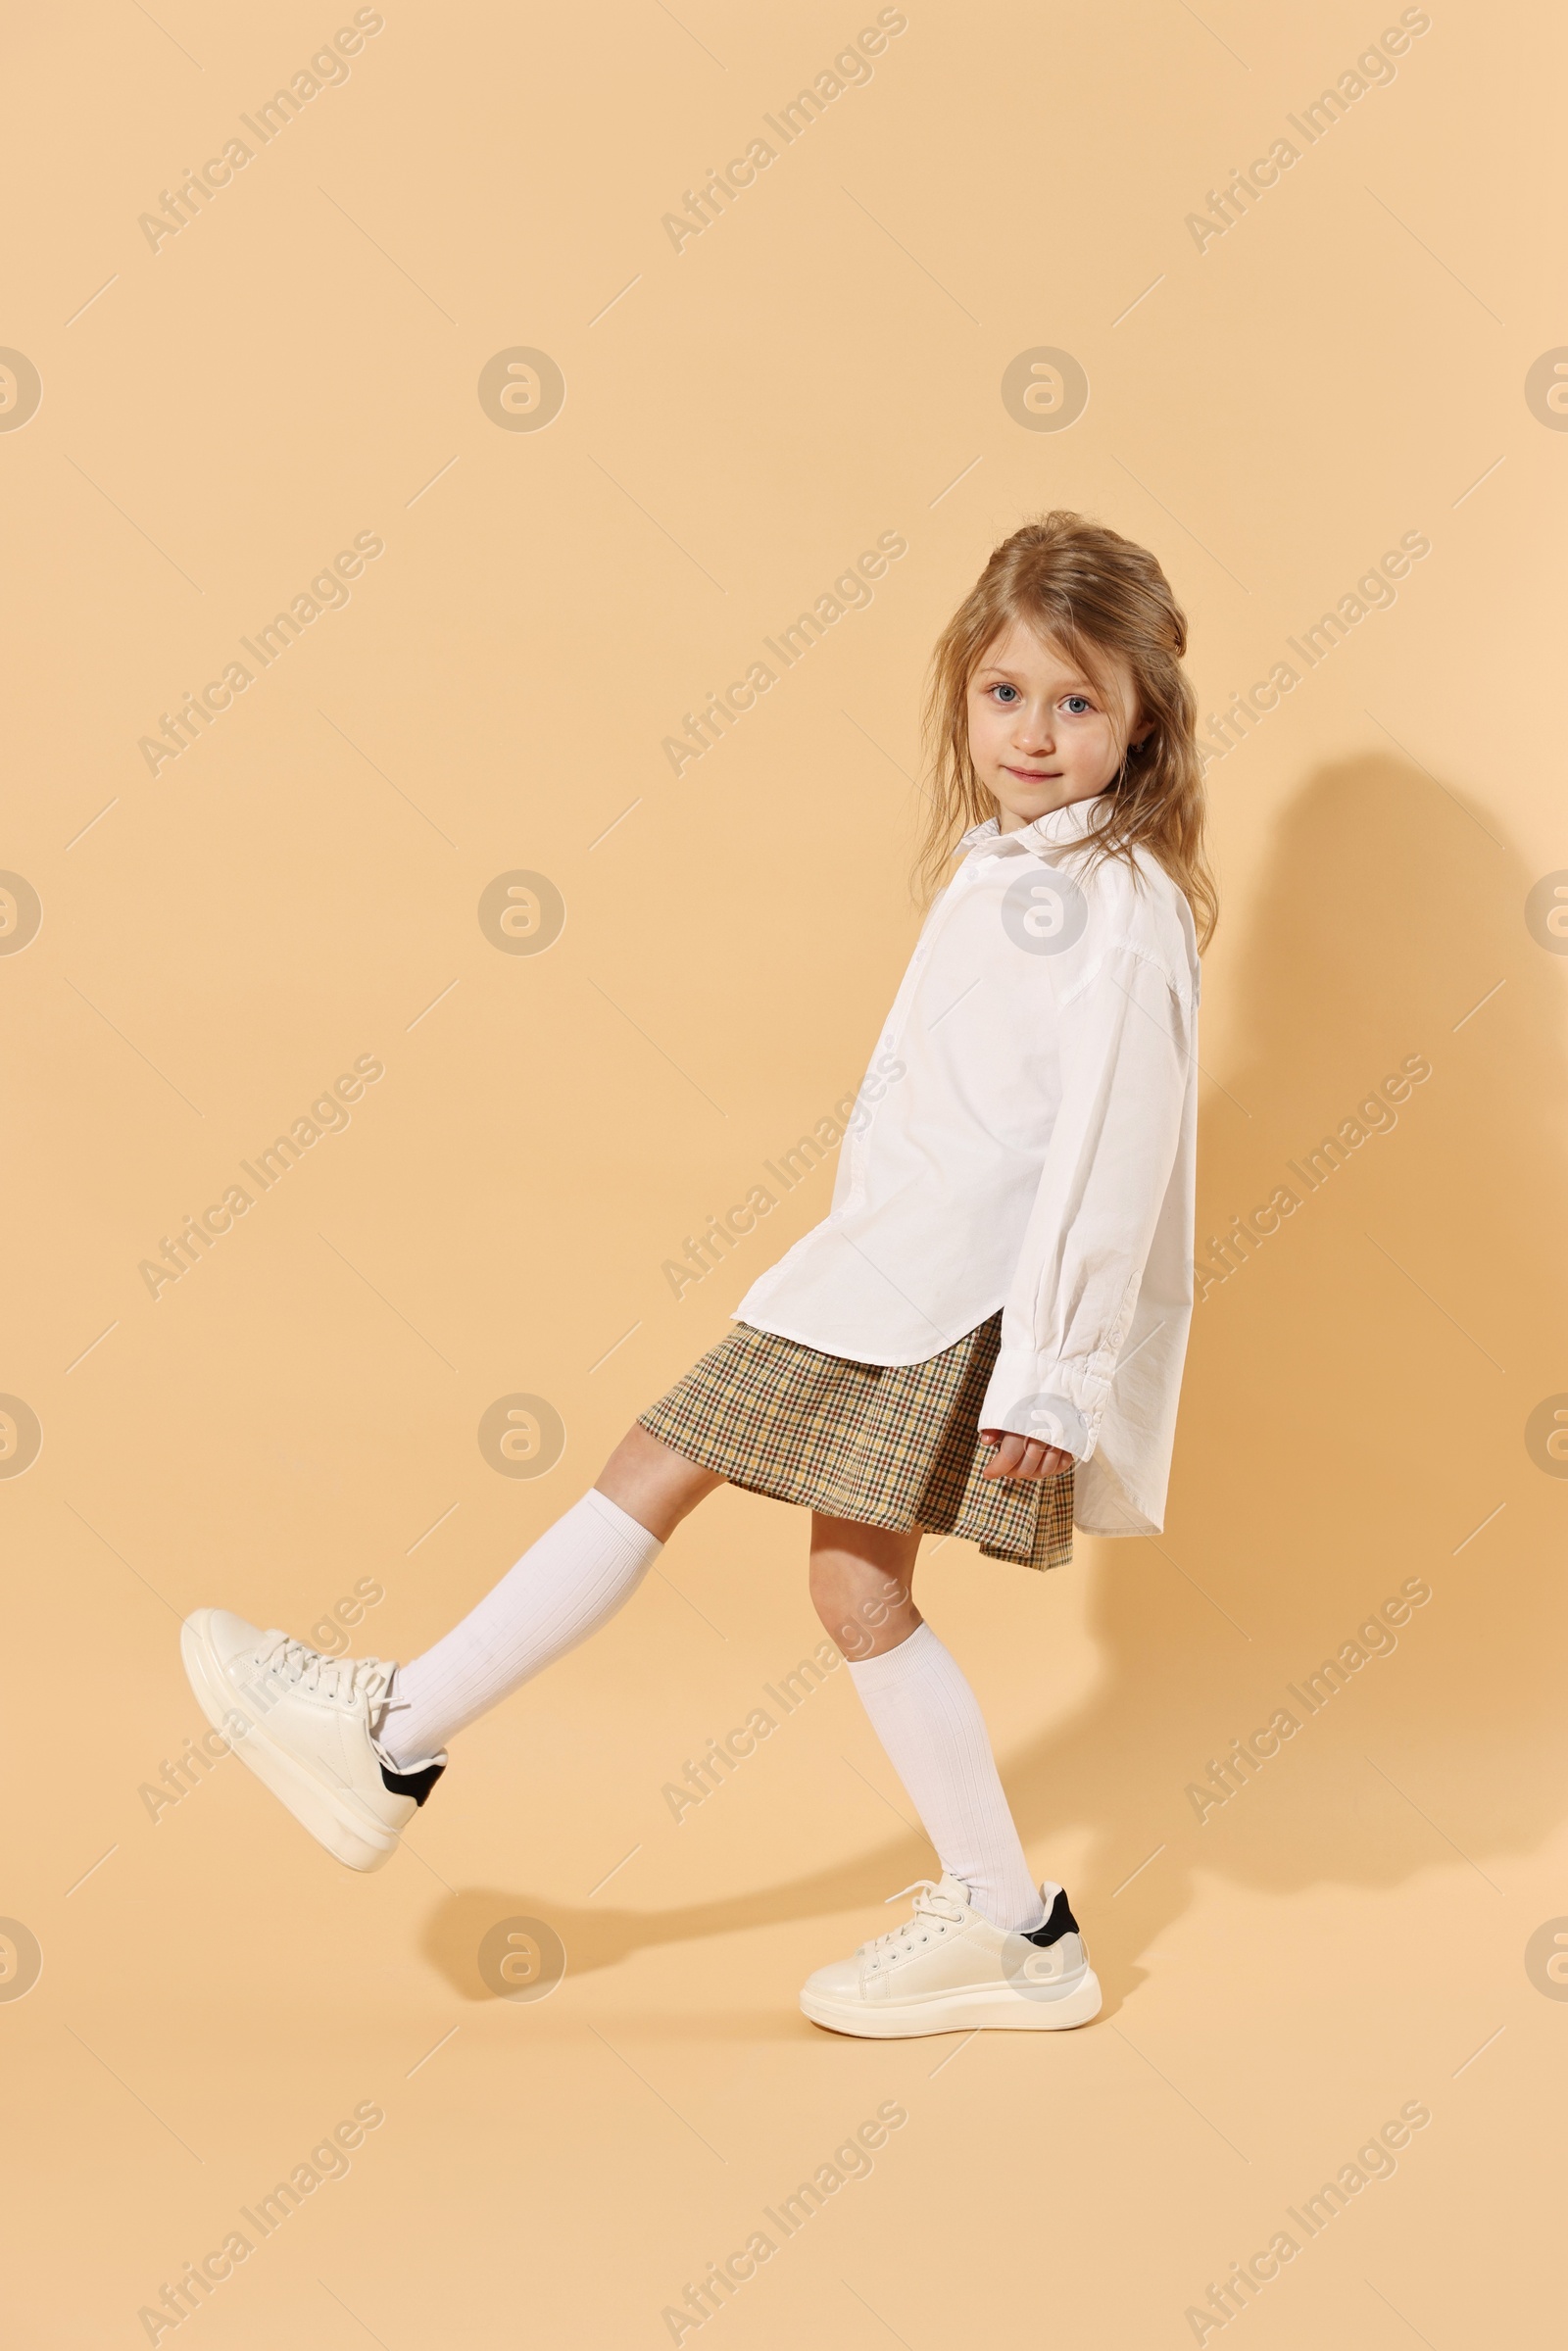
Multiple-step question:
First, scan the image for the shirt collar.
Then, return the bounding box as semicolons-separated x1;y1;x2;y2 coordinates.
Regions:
958;793;1110;857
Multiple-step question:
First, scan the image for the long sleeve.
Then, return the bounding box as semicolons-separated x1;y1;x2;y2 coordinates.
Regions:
977;939;1195;1462
732;803;1200;1529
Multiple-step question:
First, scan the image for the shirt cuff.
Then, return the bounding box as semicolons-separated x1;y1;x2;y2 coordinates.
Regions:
978;1351;1109;1463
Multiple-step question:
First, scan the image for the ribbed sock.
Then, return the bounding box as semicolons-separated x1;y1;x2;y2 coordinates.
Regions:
847;1621;1049;1933
375;1488;662;1768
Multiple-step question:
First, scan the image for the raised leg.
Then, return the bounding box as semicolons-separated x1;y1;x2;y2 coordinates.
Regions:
595;1421;724;1541
376;1426;721;1766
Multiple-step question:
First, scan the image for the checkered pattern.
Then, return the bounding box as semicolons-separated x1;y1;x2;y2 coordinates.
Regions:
637;1312;1073;1571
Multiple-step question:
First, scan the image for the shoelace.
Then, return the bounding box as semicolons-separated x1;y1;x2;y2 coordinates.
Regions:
253;1632;393;1709
859;1878;967;1963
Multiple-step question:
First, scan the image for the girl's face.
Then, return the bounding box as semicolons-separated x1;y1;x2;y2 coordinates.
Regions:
967;621;1147;833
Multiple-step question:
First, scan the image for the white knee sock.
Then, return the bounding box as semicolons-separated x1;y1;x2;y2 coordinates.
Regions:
374;1489;662;1768
847;1621;1050;1933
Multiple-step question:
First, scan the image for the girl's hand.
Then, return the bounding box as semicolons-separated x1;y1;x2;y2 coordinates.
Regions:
978;1429;1073;1482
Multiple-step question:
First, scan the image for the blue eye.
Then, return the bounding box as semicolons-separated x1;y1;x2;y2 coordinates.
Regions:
1062;695;1093;715
991;683;1019;704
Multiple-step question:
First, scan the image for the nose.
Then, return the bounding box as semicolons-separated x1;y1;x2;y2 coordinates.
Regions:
1010;703;1054;753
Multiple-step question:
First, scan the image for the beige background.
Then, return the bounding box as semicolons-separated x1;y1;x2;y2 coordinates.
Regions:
3;1;1564;2342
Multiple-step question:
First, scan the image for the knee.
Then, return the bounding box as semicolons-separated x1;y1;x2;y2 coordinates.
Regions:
600;1422;654;1484
597;1422;718;1543
809;1555;916;1659
808;1556;848;1636
812;1590;866;1658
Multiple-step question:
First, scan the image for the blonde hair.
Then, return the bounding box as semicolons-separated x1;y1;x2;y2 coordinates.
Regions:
916;511;1217;950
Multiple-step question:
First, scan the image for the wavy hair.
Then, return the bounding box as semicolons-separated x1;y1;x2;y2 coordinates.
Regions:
916;512;1217;949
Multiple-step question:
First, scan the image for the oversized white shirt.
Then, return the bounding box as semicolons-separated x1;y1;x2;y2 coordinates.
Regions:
733;793;1200;1537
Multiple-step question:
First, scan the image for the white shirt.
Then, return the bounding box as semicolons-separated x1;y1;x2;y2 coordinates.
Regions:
733;793;1200;1537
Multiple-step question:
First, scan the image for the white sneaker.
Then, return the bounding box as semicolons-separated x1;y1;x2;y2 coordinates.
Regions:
179;1608;445;1873
800;1873;1102;2037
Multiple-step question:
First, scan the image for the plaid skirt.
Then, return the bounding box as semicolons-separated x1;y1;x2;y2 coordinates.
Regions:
636;1311;1073;1571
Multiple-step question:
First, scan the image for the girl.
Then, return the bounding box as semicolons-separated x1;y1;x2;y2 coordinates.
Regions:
181;512;1215;2039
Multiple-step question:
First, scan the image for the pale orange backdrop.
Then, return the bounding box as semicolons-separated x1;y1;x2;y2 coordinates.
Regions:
1;2;1563;2344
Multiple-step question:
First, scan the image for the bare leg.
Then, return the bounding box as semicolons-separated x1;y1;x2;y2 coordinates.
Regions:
812;1512;1045;1929
596;1423;724;1542
808;1513;923;1659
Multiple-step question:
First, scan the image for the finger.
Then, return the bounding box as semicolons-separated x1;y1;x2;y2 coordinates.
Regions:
1000;1440;1073;1483
1008;1439;1042;1481
979;1434;1075;1482
979;1432;1026;1480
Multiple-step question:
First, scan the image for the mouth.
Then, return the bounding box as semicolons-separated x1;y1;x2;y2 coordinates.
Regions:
1002;766;1061;782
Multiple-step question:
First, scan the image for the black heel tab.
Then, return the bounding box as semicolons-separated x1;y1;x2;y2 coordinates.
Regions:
1022;1887;1079;1946
379;1757;445;1807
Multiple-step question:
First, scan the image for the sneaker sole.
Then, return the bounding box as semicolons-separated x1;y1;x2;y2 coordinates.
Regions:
800;1968;1103;2037
180;1610;398;1874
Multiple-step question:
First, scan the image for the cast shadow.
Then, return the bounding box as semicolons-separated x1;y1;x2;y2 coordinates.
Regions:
421;755;1568;2011
1030;751;1568;1985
